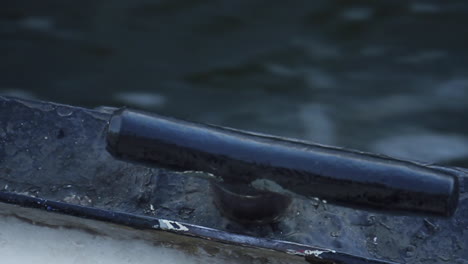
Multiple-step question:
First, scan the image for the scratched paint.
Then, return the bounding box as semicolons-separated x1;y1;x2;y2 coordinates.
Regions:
286;248;336;258
159;219;190;232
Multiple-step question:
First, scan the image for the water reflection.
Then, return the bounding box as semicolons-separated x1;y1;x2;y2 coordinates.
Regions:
0;0;467;166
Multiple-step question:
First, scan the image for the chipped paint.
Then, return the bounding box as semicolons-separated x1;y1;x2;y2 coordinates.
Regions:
159;219;189;232
286;249;302;256
305;250;327;258
286;248;336;258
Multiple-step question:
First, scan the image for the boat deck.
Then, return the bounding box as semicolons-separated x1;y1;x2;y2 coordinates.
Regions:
0;96;467;263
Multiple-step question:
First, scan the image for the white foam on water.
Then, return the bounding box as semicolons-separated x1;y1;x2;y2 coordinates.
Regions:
0;215;223;264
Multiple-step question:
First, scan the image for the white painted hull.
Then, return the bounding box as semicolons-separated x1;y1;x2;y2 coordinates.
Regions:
0;202;306;264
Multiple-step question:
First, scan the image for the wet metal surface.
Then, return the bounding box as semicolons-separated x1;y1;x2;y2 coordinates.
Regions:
0;97;467;263
106;108;459;217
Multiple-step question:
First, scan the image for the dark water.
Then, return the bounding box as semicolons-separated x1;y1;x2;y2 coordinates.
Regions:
1;0;468;166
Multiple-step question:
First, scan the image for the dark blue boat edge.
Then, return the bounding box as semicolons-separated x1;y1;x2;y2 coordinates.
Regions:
0;191;396;264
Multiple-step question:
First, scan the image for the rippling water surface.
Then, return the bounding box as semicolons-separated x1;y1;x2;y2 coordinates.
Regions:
1;0;468;166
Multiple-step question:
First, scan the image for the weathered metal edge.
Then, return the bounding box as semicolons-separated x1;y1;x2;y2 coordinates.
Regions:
0;191;395;264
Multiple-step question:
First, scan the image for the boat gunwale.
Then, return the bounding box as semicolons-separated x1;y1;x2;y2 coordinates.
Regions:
0;191;395;264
